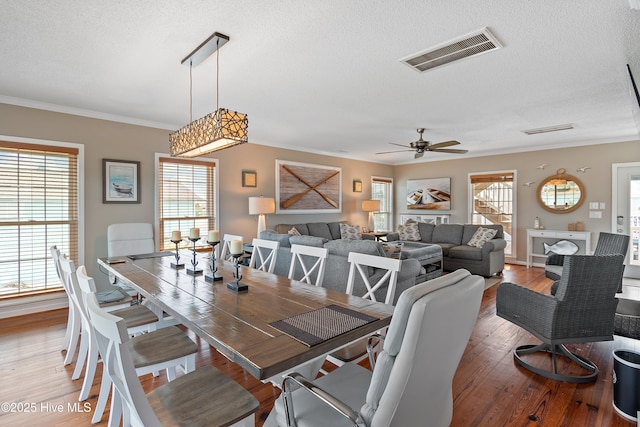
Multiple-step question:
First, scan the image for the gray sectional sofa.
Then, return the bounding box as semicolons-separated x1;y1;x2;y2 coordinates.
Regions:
386;223;506;277
259;223;422;304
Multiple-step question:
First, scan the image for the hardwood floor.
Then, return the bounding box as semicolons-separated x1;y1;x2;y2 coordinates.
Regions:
0;264;638;426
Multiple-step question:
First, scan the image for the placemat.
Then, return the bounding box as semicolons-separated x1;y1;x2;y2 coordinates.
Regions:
127;252;173;260
270;304;378;347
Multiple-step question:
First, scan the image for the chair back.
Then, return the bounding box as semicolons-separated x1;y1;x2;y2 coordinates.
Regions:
288;244;328;286
85;292;160;426
360;269;484;427
219;234;243;261
593;232;630;256
107;223;154;257
249;238;280;273
50;245;63;282
346;252;401;305
59;257;89;329
553;254;625;340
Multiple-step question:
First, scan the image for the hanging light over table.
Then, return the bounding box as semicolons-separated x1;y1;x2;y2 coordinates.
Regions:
169;32;248;157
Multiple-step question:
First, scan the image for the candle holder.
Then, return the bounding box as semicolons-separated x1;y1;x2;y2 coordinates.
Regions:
170;239;184;269
205;240;222;282
227;253;248;292
187;237;203;275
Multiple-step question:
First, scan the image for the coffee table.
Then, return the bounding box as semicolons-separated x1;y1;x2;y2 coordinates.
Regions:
382;241;443;282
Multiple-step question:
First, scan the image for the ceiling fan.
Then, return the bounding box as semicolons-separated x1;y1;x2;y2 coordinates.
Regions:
376;128;468;159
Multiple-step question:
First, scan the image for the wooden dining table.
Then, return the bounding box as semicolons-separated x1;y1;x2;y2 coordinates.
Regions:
98;253;394;381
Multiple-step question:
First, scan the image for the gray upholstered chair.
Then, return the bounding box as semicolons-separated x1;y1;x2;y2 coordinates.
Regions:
497;254;625;383
546;232;629;294
263;269;485;427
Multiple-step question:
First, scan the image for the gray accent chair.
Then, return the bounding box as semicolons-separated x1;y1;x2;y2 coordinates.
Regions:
263;269;485;427
497;254;625;383
546;232;629;294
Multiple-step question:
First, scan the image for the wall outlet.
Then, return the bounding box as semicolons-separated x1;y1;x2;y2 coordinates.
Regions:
589;210;602;219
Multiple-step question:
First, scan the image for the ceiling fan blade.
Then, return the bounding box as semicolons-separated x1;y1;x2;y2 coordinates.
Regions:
428;140;460;150
389;142;412;149
428;148;468;154
414;151;424;159
376;149;414;155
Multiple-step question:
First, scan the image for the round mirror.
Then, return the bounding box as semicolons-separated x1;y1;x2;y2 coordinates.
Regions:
537;168;585;213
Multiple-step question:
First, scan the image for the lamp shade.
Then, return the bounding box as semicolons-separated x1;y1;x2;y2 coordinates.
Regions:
249;196;275;215
361;199;381;212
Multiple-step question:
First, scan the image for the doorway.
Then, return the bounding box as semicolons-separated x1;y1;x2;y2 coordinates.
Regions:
613;162;640;279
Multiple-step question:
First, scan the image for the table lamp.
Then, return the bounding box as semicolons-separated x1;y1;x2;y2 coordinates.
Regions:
249;196;275;237
361;199;381;232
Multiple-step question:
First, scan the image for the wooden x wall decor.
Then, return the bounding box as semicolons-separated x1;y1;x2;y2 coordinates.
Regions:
276;160;342;214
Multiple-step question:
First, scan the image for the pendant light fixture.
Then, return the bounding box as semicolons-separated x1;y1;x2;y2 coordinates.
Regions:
169;32;248;157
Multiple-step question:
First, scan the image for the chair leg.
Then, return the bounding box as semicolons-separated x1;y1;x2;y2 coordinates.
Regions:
514;343;598;383
92;369;111;424
63;317;81;365
78;337;99;401
72;329;89;380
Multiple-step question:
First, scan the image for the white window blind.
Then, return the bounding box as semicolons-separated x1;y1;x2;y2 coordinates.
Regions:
158;157;216;251
0;141;79;297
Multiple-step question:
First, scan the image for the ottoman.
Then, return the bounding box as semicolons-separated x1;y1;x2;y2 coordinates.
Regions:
398;242;443;282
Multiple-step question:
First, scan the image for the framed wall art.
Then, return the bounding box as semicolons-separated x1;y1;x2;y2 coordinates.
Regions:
242;170;257;187
103;159;140;203
276;160;342;214
353;180;362;192
406;177;451;210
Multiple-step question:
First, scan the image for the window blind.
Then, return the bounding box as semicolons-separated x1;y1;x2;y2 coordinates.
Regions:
371;177;393;231
158;157;216;251
0;141;79;297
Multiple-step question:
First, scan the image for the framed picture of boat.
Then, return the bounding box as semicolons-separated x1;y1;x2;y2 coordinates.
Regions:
103;159;140;203
406;177;451;210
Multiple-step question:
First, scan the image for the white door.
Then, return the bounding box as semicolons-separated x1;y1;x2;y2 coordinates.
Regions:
613;162;640;279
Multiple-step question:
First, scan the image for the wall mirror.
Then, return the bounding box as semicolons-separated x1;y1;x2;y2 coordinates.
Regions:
537;168;585;213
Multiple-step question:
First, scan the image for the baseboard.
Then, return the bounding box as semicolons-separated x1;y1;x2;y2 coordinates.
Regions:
0;292;68;319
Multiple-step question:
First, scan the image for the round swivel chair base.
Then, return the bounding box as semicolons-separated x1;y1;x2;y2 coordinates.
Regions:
514;343;598;383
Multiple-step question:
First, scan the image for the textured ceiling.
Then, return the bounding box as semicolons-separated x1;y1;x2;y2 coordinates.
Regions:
1;0;639;164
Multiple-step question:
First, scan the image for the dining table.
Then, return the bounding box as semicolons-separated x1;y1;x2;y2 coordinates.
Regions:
98;252;395;381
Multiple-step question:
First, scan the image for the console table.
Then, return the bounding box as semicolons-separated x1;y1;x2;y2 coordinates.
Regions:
526;229;592;268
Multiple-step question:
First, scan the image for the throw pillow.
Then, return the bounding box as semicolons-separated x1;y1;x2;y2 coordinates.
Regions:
397;222;421;241
340;223;362;240
467;227;497;248
288;227;302;236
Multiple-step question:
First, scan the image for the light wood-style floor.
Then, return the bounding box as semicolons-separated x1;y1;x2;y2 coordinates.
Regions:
0;264;638;426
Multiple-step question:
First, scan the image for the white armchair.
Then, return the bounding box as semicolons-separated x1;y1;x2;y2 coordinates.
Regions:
264;269;484;427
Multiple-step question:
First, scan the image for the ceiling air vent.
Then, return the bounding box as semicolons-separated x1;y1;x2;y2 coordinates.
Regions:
401;27;502;72
522;124;574;135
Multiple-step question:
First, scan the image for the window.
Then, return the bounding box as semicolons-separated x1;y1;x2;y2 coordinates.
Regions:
0;140;80;297
157;156;217;251
469;171;514;256
371;176;393;232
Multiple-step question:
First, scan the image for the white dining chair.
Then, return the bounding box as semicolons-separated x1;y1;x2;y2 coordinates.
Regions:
74;265;160;402
326;252;402;369
346;252;401;305
288;244;328;286
54;247;131;366
264;270;484;427
71;265;199;424
107;222;154;294
249;238;280;273
220;233;244;261
86;292;259;427
51;246;81;363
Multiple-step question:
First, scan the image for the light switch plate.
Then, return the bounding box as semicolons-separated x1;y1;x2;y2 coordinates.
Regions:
589;211;602;219
589;202;599;209
599;202;605;209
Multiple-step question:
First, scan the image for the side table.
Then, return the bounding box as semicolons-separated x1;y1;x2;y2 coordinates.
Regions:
362;231;389;242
